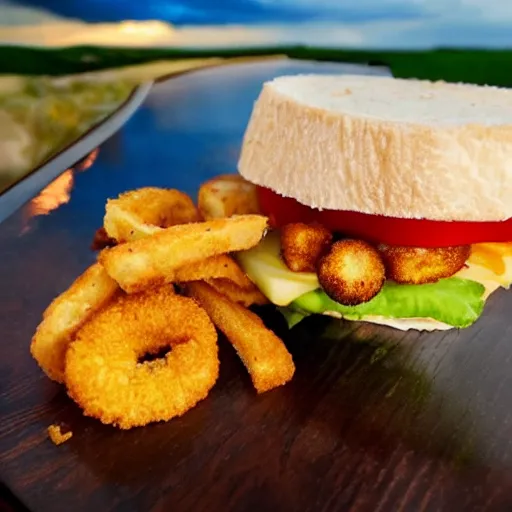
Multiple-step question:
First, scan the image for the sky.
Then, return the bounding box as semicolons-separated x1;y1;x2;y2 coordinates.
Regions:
2;0;512;48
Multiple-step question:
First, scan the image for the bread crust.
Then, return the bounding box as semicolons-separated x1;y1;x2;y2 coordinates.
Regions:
238;76;512;221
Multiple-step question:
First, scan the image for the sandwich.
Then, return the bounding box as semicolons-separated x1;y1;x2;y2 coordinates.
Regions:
228;74;512;331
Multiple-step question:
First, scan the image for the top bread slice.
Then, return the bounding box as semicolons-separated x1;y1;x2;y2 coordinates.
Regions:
238;74;512;221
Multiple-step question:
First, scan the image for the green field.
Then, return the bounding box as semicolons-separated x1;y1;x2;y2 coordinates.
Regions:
0;45;511;87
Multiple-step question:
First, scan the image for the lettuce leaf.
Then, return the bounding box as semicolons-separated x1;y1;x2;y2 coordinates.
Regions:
292;277;486;328
277;306;311;329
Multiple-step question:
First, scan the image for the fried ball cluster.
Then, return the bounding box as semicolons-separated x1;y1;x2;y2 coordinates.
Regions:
281;222;333;272
317;239;386;306
378;244;471;285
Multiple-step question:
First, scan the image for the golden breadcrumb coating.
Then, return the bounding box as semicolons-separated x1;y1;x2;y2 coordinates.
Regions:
198;174;260;220
173;254;254;289
206;278;269;307
104;187;200;243
31;263;119;383
99;215;268;293
65;286;219;429
186;282;294;393
317;239;385;306
378;244;471;284
281;222;332;272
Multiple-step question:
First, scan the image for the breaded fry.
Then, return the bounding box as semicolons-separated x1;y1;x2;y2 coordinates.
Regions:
281;222;332;272
206;278;269;307
378;244;471;284
65;286;219;429
198;174;260;220
173;254;254;289
104;187;200;243
317;239;385;306
31;263;119;383
186;282;294;393
99;215;268;293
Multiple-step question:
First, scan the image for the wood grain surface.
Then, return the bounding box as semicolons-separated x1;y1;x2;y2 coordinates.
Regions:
1;59;512;512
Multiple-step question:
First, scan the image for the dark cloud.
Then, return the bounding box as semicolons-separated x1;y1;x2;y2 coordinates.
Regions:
15;0;428;25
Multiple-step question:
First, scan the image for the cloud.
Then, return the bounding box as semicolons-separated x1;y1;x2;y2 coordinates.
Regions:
3;0;512;48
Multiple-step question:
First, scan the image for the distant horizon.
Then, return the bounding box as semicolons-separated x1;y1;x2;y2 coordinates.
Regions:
2;0;512;49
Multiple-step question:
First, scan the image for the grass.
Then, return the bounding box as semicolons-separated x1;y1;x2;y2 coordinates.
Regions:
0;45;511;86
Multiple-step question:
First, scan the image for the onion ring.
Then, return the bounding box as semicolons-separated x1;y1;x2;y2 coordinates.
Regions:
65;285;219;429
31;263;119;383
104;187;200;243
99;215;268;293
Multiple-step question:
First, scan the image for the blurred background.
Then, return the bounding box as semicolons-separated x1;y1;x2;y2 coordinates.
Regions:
0;0;511;193
2;0;512;48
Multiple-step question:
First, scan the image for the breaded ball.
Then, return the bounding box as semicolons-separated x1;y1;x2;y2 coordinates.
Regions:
317;239;385;306
378;244;471;284
281;222;333;272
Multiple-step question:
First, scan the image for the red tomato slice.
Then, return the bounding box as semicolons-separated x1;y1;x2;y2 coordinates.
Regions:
257;186;512;247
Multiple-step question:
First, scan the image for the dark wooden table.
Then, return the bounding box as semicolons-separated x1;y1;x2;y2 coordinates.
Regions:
2;59;512;512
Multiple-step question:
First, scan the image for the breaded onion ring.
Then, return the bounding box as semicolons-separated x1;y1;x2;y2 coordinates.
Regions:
281;222;332;272
198;174;260;220
99;215;268;293
104;187;200;243
186;282;294;393
317;239;385;306
378;244;471;284
206;278;269;307
65;286;218;429
31;263;119;383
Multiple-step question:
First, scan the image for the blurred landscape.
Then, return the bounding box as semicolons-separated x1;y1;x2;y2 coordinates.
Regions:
0;0;511;191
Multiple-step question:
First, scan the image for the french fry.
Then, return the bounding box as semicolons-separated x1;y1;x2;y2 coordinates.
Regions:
206;278;269;307
186;281;294;393
99;215;268;293
173;255;254;289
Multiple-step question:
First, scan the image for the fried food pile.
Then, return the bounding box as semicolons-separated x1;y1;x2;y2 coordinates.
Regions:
31;184;295;430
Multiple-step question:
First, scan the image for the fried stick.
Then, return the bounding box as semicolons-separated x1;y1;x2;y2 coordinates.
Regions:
173;254;254;289
186;281;294;393
99;215;268;293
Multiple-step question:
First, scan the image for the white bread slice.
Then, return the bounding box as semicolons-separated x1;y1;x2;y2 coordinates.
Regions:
238;74;512;221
